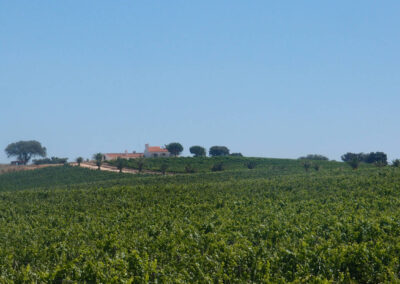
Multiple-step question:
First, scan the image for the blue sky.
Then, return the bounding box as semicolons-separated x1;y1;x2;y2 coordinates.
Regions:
1;1;399;162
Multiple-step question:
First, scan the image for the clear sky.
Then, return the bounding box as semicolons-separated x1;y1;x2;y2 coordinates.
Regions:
1;1;399;162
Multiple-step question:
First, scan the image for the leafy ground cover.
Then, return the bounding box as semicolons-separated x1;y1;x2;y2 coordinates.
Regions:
0;166;131;192
107;156;347;174
0;159;398;282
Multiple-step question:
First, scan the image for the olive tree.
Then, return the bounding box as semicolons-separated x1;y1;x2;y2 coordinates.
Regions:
5;140;47;165
115;157;126;173
93;153;104;170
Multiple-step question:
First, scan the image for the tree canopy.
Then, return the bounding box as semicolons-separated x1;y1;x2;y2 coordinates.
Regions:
93;153;104;170
166;143;183;156
209;146;230;157
5;140;47;165
298;154;329;161
189;146;206;157
115;157;127;173
33;157;68;165
341;152;387;166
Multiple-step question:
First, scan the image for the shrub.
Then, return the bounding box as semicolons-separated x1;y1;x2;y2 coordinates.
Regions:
160;163;169;175
392;159;400;167
137;158;145;173
211;162;224;172
33;157;68;165
231;153;243;157
347;157;360;170
303;161;311;172
299;154;329;161
246;161;257;169
185;164;196;173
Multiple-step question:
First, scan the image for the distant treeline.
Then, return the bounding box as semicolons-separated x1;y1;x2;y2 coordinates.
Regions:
341;152;388;165
33;157;68;165
298;154;329;161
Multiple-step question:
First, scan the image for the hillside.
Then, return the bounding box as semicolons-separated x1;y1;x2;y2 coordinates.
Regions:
0;166;132;192
0;159;398;282
107;156;348;174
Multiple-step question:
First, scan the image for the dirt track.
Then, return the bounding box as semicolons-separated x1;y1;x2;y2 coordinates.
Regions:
0;163;64;174
0;162;171;176
72;162;169;175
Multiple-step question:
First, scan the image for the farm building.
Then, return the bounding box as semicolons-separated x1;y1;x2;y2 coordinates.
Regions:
103;151;144;161
144;144;171;158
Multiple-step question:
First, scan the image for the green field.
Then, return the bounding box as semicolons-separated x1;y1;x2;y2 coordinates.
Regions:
107;156;346;173
0;158;398;282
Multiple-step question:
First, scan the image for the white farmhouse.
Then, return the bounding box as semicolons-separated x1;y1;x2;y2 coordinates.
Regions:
144;144;171;158
103;151;144;161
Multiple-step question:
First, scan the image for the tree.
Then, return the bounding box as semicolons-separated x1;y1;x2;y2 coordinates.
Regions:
230;153;243;157
115;157;126;173
166;142;184;157
189;146;206;157
347;157;361;170
5;140;46;165
299;154;329;161
341;152;364;163
209;146;230;157
303;161;311;172
246;161;257;169
93;153;103;170
137;158;145;173
392;159;400;167
160;163;169;175
76;157;83;167
185;164;195;173
33;157;68;165
365;152;388;166
341;152;388;166
211;162;224;172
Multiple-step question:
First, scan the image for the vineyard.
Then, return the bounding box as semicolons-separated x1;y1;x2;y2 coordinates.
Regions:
0;159;399;282
107;156;347;174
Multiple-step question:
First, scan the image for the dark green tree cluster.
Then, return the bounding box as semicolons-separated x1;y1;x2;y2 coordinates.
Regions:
209;146;230;157
392;159;400;167
166;143;184;156
33;157;68;165
299;154;329;161
189;146;206;157
341;152;388;166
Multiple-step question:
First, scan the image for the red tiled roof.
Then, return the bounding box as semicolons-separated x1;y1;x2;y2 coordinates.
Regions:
147;146;169;153
105;153;144;158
